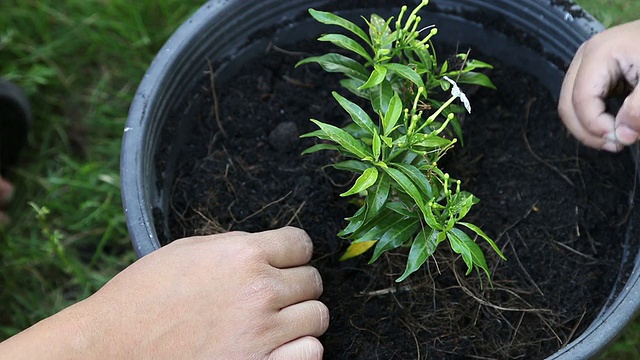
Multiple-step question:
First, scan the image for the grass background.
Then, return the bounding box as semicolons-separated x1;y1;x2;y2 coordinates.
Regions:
0;0;638;358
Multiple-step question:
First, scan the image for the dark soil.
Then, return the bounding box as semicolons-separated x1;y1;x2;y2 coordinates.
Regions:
163;39;640;359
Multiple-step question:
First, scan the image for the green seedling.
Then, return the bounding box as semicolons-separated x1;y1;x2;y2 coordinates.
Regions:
299;0;506;283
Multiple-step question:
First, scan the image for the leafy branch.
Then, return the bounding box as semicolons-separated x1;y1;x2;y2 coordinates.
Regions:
299;0;506;283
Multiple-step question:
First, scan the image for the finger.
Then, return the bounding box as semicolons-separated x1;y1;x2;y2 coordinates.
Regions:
252;227;313;268
558;45;614;150
571;43;621;148
269;336;324;360
614;87;640;145
275;300;329;343
559;46;590;141
560;44;622;151
274;265;323;308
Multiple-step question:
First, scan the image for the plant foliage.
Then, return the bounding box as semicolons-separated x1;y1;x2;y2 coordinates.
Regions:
299;0;506;282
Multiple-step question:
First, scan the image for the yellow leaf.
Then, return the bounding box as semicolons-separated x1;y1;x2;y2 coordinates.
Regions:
339;240;378;261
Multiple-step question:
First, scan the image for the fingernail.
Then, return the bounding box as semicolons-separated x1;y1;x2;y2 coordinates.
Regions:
614;125;640;145
604;132;618;142
602;140;622;153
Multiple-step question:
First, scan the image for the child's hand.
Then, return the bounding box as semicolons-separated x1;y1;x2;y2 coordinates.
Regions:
559;20;640;152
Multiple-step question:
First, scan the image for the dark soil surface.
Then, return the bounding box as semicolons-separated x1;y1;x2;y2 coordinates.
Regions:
163;39;640;359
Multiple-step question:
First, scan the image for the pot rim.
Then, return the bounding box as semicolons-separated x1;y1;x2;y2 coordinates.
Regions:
121;1;636;358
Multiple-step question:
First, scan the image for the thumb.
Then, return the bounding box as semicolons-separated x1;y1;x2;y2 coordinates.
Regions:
614;87;640;145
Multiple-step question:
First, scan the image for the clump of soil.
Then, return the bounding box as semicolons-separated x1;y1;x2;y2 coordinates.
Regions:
163;39;640;359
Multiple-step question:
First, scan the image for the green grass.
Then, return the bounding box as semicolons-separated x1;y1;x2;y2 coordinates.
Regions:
579;0;640;26
0;0;203;337
0;0;638;357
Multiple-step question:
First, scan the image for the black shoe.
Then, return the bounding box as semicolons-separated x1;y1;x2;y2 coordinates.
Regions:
0;79;31;175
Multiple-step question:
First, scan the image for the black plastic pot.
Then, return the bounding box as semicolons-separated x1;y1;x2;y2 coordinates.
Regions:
121;1;639;358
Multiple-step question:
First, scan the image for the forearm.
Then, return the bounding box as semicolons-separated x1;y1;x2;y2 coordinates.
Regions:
0;229;328;360
0;296;115;360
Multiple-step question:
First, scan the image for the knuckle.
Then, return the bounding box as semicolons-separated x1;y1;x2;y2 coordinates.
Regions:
284;226;312;245
235;241;267;263
279;226;313;261
242;272;281;305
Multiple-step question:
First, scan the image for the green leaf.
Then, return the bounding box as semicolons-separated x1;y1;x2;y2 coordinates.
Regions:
383;63;425;90
310;119;371;159
309;9;372;46
342;122;371;139
371;79;393;114
372;128;381;161
318;33;373;63
366;173;390;220
462;58;494;71
341;167;379;197
458;222;507;260
340;240;378;261
369;219;420;263
393;163;434;199
301;143;340;155
412;133;453;148
332;160;370;174
351;210;404;242
383;167;426;214
339;205;366;237
381;135;393;147
296;53;368;81
368;13;393;47
447;228;491;280
423;200;444;231
458;71;496;89
358;64;387;90
446;192;476;221
385;202;416;217
401;151;419;164
415;47;435;73
340;78;367;98
438;78;451;91
382;93;403;136
439;60;449;75
396;228;439;282
333;92;376;136
299;129;330;140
